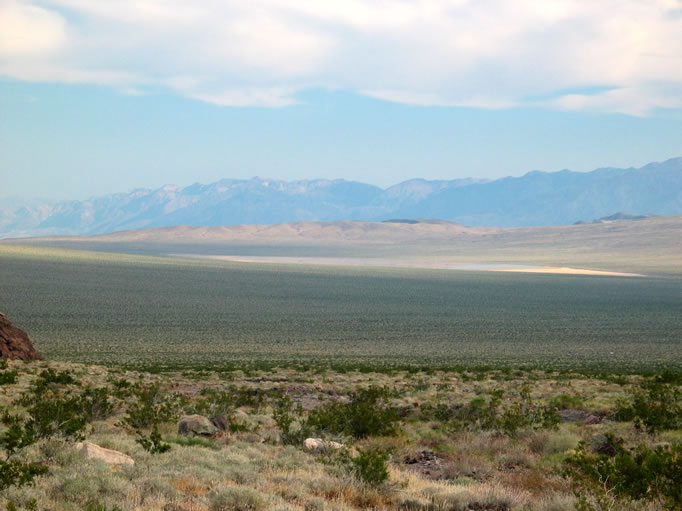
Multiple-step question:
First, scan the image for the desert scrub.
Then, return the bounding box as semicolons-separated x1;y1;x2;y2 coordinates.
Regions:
499;387;559;437
422;387;559;436
0;359;18;385
188;386;266;418
272;393;310;446
564;435;682;509
615;380;682;433
0;411;49;491
14;384;92;440
121;382;184;429
548;393;584;410
135;424;171;454
209;486;269;511
307;386;401;439
335;446;392;487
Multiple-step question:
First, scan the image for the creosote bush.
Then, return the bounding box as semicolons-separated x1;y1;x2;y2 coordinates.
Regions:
273;386;401;445
423;387;559;436
136;424;171;454
272;393;310;446
0;359;17;385
615;380;682;433
564;435;682;510
337;446;392;487
121;382;184;429
13;370;104;440
307;386;401;439
0;411;49;492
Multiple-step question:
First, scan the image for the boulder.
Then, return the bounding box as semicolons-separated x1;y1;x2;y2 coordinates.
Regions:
302;438;344;453
178;415;218;436
585;414;602;425
0;313;42;361
75;441;134;466
210;415;229;432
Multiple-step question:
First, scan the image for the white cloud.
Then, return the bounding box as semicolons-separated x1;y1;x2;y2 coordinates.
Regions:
0;0;66;55
184;87;298;107
1;0;681;115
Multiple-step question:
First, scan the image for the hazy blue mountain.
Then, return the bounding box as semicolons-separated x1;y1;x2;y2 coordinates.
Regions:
1;158;681;237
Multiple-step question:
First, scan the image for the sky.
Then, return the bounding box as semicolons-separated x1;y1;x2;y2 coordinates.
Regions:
1;0;682;200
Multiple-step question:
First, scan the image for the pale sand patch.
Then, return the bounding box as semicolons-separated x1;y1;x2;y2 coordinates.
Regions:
494;267;644;277
171;254;644;277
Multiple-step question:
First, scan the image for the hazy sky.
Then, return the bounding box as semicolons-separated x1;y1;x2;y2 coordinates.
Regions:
1;0;682;199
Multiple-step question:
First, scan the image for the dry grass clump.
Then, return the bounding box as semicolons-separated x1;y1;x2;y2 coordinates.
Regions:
209;486;269;511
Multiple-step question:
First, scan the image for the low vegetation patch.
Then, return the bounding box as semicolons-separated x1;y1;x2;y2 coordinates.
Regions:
0;360;679;510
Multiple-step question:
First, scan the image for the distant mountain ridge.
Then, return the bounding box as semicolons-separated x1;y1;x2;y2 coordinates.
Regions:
2;157;681;238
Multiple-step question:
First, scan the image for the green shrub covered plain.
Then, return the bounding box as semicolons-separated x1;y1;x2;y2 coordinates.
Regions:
1;245;681;371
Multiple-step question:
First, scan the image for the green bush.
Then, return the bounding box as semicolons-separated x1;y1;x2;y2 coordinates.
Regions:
0;367;17;385
500;389;559;437
0;411;49;491
548;393;584;410
272;393;310;446
307;386;400;439
16;390;90;440
189;388;237;417
451;390;503;432
448;387;558;436
122;383;184;429
337;446;391;487
34;368;78;389
136;424;171;454
564;435;682;509
615;381;682;433
419;402;456;422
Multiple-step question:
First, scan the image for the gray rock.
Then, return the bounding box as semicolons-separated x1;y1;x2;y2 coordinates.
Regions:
178;415;218;436
558;409;590;423
210;415;229;432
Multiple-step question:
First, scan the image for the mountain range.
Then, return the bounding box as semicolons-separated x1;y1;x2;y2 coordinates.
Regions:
2;157;681;238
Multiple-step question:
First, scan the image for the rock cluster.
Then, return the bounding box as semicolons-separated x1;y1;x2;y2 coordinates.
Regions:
0;313;42;361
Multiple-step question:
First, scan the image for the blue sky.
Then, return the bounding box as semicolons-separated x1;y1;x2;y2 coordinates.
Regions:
1;0;681;200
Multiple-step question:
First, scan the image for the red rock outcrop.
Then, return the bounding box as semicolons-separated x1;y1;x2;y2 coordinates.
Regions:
0;313;43;360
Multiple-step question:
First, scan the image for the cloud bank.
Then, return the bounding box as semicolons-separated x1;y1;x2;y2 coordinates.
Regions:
1;0;681;114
